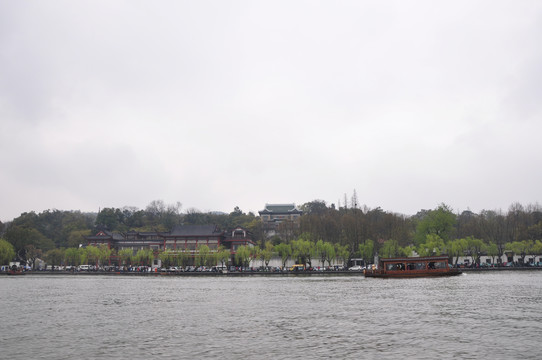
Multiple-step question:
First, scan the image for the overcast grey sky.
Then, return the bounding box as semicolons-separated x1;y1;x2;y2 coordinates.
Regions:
1;0;541;222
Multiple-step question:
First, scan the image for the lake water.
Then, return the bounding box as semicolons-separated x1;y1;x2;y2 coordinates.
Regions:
1;272;541;359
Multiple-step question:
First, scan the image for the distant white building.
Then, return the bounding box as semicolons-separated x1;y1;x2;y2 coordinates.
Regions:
455;254;542;266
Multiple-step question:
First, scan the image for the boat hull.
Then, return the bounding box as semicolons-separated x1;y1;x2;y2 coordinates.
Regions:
7;270;25;275
364;269;462;278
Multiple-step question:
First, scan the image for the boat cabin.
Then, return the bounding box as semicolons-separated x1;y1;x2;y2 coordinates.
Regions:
380;256;450;272
365;255;460;278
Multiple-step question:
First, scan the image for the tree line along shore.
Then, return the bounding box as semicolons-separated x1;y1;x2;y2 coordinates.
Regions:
1;198;542;270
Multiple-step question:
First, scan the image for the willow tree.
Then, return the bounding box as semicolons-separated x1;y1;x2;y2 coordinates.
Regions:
45;248;64;269
135;249;154;266
159;249;176;268
64;247;81;267
507;240;532;264
235;245;252;269
447;238;468;265
486;242;500;265
79;247;89;266
97;244;111;267
216;246;231;267
274;243;291;269
335;243;349;267
417;234;445;257
260;241;274;267
196;244;212;267
86;245;100;266
316;240;335;267
532;240;542;264
118;248;133;267
379;239;402;258
323;242;336;267
177;249;190;267
466;236;485;265
359;240;375;265
292;234;314;267
0;238;16;265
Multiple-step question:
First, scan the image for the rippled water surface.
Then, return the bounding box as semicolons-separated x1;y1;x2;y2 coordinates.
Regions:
1;272;541;359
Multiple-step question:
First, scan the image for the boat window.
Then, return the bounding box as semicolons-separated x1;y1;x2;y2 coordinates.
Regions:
434;261;447;269
415;262;425;270
386;263;406;271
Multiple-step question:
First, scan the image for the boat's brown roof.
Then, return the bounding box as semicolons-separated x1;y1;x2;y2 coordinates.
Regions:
379;255;449;263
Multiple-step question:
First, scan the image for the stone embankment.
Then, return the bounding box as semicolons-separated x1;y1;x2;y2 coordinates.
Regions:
3;267;542;276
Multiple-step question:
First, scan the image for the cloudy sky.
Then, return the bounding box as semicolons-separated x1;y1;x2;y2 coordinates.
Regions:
1;1;541;221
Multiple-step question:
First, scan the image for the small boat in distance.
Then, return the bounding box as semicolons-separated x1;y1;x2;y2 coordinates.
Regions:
364;255;462;278
7;266;25;275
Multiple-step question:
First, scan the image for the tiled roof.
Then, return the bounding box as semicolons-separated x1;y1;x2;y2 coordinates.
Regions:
168;225;222;236
112;233;124;240
259;203;302;214
86;236;111;240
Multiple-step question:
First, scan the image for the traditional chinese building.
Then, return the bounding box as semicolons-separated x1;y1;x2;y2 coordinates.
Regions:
222;226;256;254
258;203;303;237
162;225;224;254
84;224;254;263
123;231;163;251
85;230;124;249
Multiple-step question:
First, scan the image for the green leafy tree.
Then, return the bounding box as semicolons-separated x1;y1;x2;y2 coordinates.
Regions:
315;240;337;267
323;242;336;267
97;244;112;267
216;246;231;268
251;247;261;267
67;229;91;248
134;249;154;266
235;245;252;269
401;245;416;257
316;239;328;267
5;226;54;258
64;248;81;267
359;240;375;265
195;244;212;267
274;243;292;269
486;242;500;265
466;236;485;265
79;247;89;266
417;234;445;257
448;238;468;265
118;248;133;267
531;240;542;264
45;248;64;269
95;208;124;231
292;235;314;266
177;249;190;268
159;249;176;268
25;244;43;270
380;239;402;258
0;238;16;265
414;204;456;246
335;243;349;267
507;240;532;264
85;245;101;266
260;241;274;267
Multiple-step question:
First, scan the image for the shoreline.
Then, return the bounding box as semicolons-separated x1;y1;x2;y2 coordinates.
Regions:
2;267;542;277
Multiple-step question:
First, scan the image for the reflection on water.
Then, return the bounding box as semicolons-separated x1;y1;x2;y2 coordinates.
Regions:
1;272;541;359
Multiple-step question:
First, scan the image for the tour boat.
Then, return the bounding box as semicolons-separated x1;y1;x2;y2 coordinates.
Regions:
364;255;462;278
7;269;24;275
